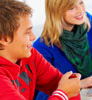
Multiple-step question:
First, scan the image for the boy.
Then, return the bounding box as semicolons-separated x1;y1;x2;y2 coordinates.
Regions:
0;0;81;100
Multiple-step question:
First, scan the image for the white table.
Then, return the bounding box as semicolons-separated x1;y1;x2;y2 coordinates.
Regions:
80;89;92;100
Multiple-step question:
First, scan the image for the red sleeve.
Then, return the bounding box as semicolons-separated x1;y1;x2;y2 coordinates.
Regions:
31;48;63;95
48;89;69;100
0;68;26;100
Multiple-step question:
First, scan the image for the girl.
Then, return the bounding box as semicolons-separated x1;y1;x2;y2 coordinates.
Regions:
33;0;92;99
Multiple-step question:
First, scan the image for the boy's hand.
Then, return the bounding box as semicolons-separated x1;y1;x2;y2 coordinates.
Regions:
57;71;81;98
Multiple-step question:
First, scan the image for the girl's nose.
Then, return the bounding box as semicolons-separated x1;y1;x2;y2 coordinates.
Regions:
77;6;83;14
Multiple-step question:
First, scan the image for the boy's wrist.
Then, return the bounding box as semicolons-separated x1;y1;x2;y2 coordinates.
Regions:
52;89;69;100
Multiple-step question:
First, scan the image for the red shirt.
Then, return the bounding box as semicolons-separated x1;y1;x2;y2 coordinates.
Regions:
0;48;80;100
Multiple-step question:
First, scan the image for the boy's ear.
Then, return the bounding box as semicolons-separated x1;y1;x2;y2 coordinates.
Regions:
0;37;11;47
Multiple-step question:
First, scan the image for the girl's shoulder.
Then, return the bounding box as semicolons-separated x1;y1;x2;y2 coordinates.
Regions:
86;12;92;22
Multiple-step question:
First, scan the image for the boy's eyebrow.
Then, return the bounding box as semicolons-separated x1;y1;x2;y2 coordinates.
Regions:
26;26;33;31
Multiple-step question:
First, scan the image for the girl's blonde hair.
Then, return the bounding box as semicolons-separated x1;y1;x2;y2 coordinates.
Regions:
41;0;90;48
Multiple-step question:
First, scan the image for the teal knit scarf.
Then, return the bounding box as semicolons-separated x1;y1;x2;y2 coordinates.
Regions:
59;24;92;77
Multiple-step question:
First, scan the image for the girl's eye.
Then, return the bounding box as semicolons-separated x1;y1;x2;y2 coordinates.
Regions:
70;7;75;10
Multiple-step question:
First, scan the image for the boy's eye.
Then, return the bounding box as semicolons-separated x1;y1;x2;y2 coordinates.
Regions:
79;1;83;5
26;32;30;34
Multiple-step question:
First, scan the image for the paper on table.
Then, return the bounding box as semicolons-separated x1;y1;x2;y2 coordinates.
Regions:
87;88;92;97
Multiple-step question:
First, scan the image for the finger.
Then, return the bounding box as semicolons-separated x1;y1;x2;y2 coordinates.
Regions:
75;73;81;80
64;71;73;78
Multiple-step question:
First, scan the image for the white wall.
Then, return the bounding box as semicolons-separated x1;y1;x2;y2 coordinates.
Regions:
25;0;45;26
84;0;92;14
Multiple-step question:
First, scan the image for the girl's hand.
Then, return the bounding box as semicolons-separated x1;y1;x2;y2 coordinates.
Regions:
80;76;92;89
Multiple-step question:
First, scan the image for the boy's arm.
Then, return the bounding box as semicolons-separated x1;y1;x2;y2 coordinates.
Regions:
48;89;68;100
31;48;62;95
31;48;69;100
31;48;81;99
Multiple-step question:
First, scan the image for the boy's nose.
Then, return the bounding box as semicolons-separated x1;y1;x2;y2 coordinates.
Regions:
30;32;36;41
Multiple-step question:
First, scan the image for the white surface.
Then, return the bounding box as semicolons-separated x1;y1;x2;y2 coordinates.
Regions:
80;89;92;100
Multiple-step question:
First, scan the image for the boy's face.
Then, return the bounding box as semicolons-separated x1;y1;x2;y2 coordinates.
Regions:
6;15;36;62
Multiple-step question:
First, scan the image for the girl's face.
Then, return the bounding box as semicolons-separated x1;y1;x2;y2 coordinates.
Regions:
64;0;85;30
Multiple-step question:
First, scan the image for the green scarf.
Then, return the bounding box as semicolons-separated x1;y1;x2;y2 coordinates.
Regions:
59;24;92;77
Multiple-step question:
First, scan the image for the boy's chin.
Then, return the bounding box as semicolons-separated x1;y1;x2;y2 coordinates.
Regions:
23;52;31;59
26;53;31;58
